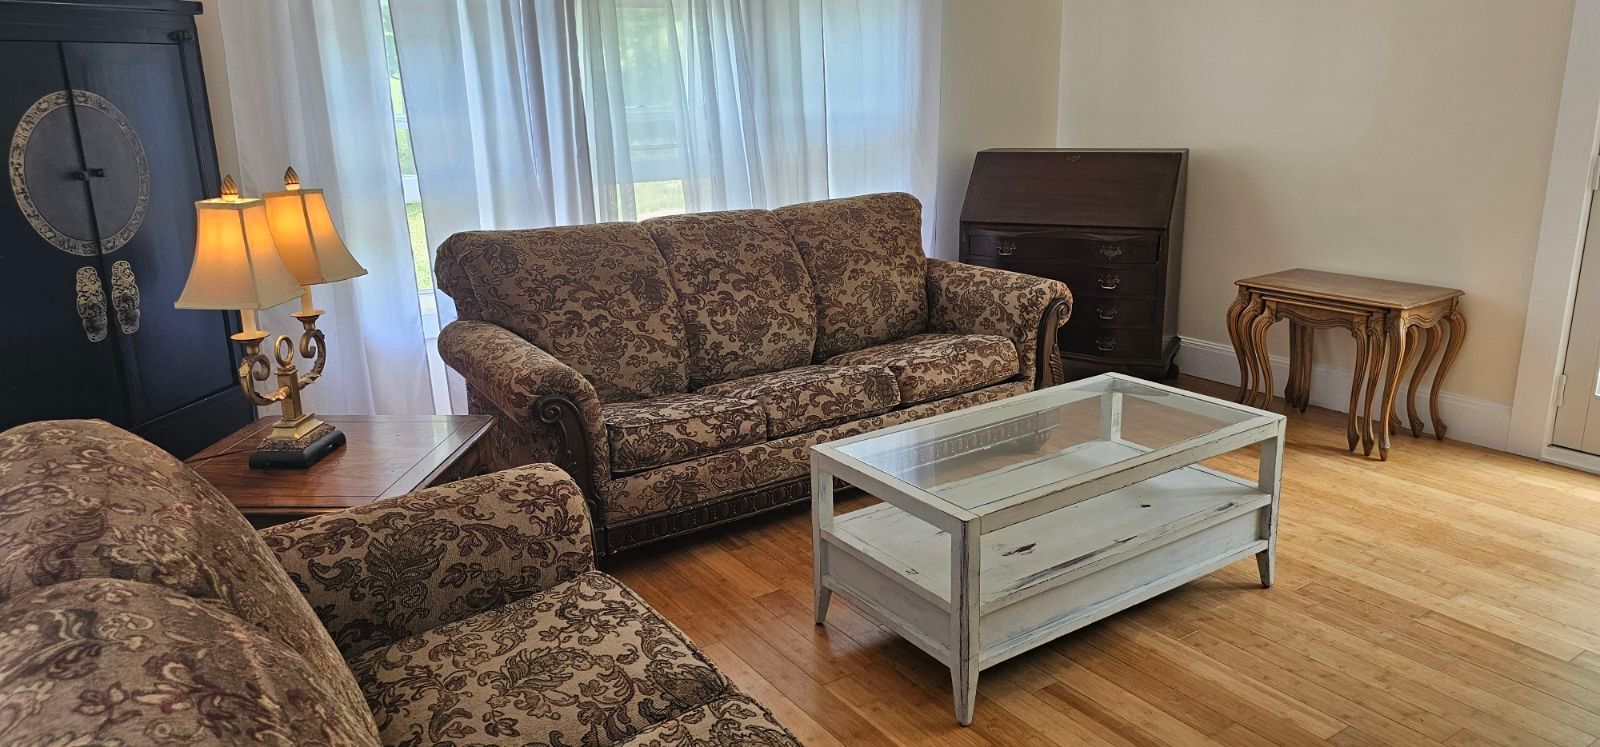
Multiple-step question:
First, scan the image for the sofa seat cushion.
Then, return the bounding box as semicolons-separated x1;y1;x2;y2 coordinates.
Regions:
350;571;747;747
826;333;1020;404
699;364;901;438
619;693;799;746
604;393;767;474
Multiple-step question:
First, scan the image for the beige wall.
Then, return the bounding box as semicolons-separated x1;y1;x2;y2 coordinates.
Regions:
1058;0;1574;406
933;0;1064;259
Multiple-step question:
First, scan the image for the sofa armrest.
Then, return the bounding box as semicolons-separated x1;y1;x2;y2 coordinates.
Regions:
438;319;610;500
926;259;1073;387
260;464;594;659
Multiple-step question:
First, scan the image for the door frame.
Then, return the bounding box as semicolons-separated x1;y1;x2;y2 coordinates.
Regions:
1510;0;1600;467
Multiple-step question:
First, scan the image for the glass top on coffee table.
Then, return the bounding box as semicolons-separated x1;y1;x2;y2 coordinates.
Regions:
817;372;1280;526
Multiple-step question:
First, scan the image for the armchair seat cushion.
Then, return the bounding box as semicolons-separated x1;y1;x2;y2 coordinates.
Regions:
826;332;1020;404
699;363;901;438
350;570;795;747
603;393;767;474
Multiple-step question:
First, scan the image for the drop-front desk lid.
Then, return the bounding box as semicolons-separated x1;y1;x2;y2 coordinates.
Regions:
961;148;1186;230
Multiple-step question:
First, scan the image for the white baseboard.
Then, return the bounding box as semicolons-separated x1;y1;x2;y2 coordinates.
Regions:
1176;337;1511;452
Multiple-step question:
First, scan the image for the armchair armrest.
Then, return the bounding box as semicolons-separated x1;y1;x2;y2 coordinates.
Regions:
260;464;594;659
438;320;609;500
926;259;1073;387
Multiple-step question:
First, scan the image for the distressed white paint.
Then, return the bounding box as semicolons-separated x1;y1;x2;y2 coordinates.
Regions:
811;374;1287;725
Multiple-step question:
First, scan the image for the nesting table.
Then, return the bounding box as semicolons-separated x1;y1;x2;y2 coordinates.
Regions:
1227;269;1465;460
810;374;1284;725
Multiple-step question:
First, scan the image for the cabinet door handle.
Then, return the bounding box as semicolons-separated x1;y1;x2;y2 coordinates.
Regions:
1098;244;1123;260
74;267;108;343
1096;305;1118;321
110;260;140;334
69;167;108;181
1095;335;1118;352
996;240;1016;256
1097;273;1121;290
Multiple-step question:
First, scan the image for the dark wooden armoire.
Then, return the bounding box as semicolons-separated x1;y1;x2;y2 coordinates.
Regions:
961;148;1187;379
0;0;251;456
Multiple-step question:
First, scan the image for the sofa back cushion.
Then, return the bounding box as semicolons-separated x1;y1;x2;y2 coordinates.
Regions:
773;192;929;360
0;420;375;735
436;224;689;402
644;210;817;388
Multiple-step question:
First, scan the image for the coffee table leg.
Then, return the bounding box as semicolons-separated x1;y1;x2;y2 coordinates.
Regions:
951;519;981;726
812;470;834;625
1257;419;1286;588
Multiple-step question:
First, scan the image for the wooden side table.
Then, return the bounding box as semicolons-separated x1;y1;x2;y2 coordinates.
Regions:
188;414;493;524
1226;269;1464;460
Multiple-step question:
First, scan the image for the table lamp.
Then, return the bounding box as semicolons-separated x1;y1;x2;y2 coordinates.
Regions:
175;171;360;468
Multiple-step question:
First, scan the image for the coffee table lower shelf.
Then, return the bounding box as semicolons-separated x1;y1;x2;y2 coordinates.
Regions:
816;461;1272;710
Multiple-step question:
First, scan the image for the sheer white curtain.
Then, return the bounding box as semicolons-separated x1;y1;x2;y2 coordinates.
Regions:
389;0;942;412
210;0;434;416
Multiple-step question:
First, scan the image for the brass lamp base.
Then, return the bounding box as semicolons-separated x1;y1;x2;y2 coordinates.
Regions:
249;421;345;469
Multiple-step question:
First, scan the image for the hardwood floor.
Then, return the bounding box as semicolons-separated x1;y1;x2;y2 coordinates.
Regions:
607;376;1600;746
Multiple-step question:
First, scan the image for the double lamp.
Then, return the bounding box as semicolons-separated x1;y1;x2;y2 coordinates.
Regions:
175;169;367;468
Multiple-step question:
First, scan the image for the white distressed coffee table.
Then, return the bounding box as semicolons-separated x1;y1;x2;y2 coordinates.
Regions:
810;373;1285;725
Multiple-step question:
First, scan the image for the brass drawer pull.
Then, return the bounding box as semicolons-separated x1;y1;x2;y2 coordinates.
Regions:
1096;305;1118;321
74;267;108;342
996;240;1016;256
1095;336;1118;352
1097;273;1121;290
111;260;140;334
1099;244;1123;260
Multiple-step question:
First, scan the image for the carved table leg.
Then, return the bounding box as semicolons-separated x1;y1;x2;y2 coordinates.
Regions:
1226;288;1252;403
1377;316;1409;461
1235;292;1267;404
1361;316;1387;456
1430;306;1467;440
1404;325;1442;438
1288;323;1313;412
1248;301;1277;409
1388;326;1423;436
1347;320;1370;452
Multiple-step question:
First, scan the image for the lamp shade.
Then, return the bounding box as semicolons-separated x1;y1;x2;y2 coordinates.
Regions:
262;168;367;286
175;185;304;311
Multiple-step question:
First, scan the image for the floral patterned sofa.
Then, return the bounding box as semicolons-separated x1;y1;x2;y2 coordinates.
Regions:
0;420;799;746
436;192;1073;555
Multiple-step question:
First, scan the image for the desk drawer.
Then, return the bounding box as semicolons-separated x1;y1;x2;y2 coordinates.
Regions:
1063;325;1165;359
967;229;1161;265
967;259;1161;298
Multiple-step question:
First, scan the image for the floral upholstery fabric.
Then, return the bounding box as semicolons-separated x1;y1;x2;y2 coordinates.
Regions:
0;578;381;746
261;464;594;660
603;394;767;474
605;381;1030;522
441;320;612;497
0;419;371;726
773;192;928;360
620;693;798;747
643;210;817;388
926;258;1072;388
827;332;1020;405
699;364;901;438
349;570;800;747
436;223;689;402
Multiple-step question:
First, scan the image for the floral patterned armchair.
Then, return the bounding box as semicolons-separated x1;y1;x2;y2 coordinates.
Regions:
436;192;1072;556
0;420;798;746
